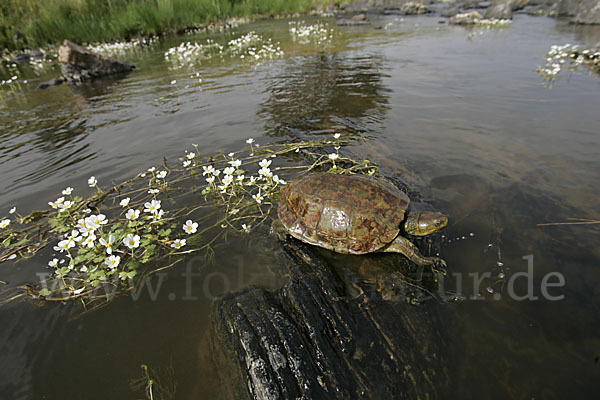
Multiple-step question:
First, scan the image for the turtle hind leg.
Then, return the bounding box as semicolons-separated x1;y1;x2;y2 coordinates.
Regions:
381;235;447;269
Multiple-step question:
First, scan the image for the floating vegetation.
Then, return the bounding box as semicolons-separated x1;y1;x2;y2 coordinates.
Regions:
536;218;600;227
537;44;600;84
288;21;335;46
474;18;512;27
88;38;158;57
130;364;176;400
0;133;376;310
164;32;283;69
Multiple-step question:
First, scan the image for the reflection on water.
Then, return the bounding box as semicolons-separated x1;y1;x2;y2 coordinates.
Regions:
1;13;600;399
259;52;390;138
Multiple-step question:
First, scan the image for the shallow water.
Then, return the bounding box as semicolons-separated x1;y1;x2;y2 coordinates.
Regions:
1;13;600;399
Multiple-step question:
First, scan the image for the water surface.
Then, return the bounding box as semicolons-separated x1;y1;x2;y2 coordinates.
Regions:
1;13;600;399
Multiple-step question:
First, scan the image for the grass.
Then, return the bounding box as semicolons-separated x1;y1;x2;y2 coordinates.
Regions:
0;0;347;51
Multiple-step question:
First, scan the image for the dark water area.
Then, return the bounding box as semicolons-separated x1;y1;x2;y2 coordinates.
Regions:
1;13;600;399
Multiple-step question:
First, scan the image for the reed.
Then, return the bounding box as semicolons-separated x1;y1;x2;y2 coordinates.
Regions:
1;0;342;51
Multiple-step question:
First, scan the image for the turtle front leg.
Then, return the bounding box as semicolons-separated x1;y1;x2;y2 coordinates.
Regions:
381;235;447;269
270;219;289;241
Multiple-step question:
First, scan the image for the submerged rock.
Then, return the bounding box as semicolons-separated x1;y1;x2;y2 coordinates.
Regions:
211;240;448;399
58;40;135;84
484;1;513;19
36;77;65;90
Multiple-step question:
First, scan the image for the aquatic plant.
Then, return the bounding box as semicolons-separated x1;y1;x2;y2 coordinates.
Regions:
164;32;283;69
288;21;335;46
88;38;159;57
537;44;600;85
0;132;376;310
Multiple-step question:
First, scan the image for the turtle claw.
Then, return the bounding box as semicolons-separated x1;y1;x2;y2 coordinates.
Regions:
425;257;447;275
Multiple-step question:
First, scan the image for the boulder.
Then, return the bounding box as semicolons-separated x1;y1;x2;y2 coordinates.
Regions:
449;11;484;24
57;40;135;84
211;240;449;399
401;1;432;15
571;0;600;24
442;6;461;17
484;1;513;19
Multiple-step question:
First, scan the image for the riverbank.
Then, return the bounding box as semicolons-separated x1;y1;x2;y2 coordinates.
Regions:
0;0;344;52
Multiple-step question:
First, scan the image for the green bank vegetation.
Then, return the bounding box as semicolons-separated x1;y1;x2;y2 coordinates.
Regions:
0;0;346;51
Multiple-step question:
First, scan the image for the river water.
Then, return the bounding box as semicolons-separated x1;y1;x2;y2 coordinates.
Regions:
1;12;600;399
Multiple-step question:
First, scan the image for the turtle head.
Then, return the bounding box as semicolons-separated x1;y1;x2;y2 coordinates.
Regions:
403;211;448;236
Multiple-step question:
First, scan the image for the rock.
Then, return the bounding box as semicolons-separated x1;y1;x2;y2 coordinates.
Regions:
336;16;371;26
36;77;65;90
210;240;449;399
449;11;484;24
57;40;135;84
352;13;368;20
571;0;600;24
11;50;43;65
484;1;513;19
401;1;432;15
442;6;461;17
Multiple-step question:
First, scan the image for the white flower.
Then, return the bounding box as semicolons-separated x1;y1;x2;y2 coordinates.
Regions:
170;80;177;85
86;214;108;229
48;201;58;209
242;224;251;233
183;160;192;167
88;176;97;187
259;159;272;168
144;200;162;214
183;220;198;234
151;210;165;221
228;152;235;157
236;175;245;183
157;170;167;179
334;133;341;139
126;209;140;220
328;153;339;161
69;230;82;242
213;169;221;177
206;176;215;184
62;187;73;195
48;258;59;267
105;255;121;269
9;207;16;214
202;165;215;175
252;193;263;204
80;266;88;273
222;175;234;186
273;175;286;185
246;176;257;186
229;159;242;168
229;208;240;215
0;219;10;229
171;239;186;249
246;138;254;144
187;152;196;160
81;234;96;248
123;234;140;249
148;189;160;194
119;198;131;207
223;166;235;176
73;288;85;295
148;167;156;172
258;167;272;178
99;235;116;254
54;239;75;253
218;185;228;193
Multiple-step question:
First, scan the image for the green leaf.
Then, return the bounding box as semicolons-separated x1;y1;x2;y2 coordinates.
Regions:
158;228;171;237
39;288;51;297
201;187;211;195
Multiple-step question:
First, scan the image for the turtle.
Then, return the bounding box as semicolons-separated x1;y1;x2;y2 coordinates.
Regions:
275;173;448;267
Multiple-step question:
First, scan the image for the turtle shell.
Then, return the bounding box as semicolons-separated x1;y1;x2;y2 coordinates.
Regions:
278;173;410;254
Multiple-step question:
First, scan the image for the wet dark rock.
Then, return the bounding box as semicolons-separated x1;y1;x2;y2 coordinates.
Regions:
449;10;484;24
336;14;371;26
57;40;135;84
36;77;65;90
211;240;448;399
